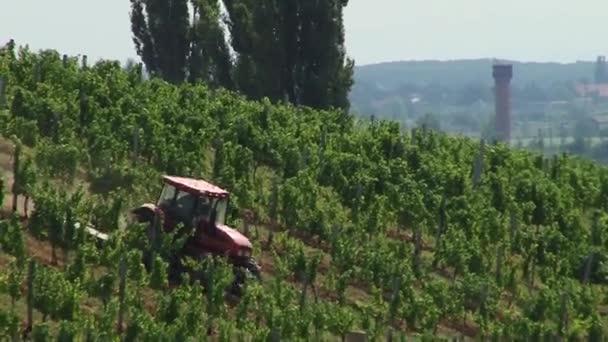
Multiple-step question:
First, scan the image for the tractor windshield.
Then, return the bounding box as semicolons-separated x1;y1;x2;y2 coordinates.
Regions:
174;191;196;222
194;195;227;226
213;198;227;225
157;184;177;206
157;184;197;225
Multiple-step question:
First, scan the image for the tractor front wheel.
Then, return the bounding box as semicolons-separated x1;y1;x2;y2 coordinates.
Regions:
244;258;262;281
227;260;261;297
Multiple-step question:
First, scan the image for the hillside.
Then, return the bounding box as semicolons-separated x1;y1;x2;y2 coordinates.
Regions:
0;44;607;340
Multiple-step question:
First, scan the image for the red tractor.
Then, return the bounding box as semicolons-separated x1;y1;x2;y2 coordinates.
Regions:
131;175;261;293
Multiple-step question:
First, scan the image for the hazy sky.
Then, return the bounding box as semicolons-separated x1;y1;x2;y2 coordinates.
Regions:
1;0;606;66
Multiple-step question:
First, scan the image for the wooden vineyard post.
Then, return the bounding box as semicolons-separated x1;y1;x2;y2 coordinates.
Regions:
509;210;518;252
26;259;36;334
148;210;161;269
85;322;94;342
212;136;223;181
300;147;309;170
472;139;485;189
11;140;20;213
344;331;367;342
243;214;249;236
81;55;88;70
300;257;318;312
132;124;140;165
266;177;278;249
353;183;362;224
583;252;594;285
117;254;127;333
388;276;401;334
299;275;308;312
479;283;489;329
433;194;447;268
0;75;6;109
496;244;504;286
269;327;280;342
241;209;254;237
558;292;569;339
581;212;603;285
319;125;327;168
205;262;214;336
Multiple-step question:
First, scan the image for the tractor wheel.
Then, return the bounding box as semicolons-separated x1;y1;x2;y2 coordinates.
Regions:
227;260;261;298
244;258;262;281
191;253;211;286
229;267;248;298
167;255;184;285
142;251;152;273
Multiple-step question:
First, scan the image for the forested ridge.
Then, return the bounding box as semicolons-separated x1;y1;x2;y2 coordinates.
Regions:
0;42;607;340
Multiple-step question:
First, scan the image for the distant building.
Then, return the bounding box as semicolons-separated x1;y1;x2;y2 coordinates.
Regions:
575;83;608;98
590;114;608;139
595;56;608;83
591;115;608;132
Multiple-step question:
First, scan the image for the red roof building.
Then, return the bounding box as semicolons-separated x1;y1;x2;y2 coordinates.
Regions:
575;83;608;98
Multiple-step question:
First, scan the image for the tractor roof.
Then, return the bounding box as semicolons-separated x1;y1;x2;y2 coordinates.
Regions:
163;175;230;198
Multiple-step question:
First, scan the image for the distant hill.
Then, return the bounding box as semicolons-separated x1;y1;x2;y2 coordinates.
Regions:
349;59;597;126
353;59;595;90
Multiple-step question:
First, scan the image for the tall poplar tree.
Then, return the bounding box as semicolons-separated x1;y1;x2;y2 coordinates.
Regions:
297;0;354;110
222;0;354;111
188;0;234;88
131;0;354;110
130;0;191;83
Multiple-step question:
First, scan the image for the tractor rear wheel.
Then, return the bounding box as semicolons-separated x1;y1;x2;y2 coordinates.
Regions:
244;258;262;281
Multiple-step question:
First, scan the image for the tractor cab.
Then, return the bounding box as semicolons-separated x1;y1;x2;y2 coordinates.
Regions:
156;176;229;234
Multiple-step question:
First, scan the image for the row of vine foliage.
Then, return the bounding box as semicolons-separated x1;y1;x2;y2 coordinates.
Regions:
0;42;607;339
